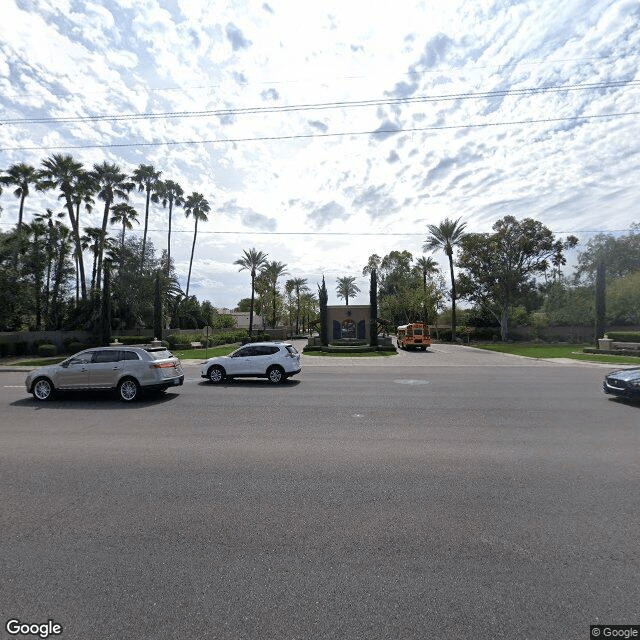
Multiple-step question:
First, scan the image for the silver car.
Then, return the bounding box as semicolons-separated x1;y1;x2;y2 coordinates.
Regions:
201;341;301;384
25;346;184;402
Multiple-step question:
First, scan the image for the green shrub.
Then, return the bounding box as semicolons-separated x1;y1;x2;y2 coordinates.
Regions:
606;331;640;342
14;341;27;356
168;330;249;349
66;341;86;354
37;343;58;357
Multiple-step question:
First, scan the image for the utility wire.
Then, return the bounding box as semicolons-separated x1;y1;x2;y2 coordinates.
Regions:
2;110;637;152
2;79;638;125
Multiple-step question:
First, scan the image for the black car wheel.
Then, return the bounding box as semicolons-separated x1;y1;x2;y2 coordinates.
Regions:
208;365;225;384
32;377;54;401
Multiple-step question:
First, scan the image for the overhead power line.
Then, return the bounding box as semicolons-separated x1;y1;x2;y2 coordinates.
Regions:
1;110;637;152
2;79;638;126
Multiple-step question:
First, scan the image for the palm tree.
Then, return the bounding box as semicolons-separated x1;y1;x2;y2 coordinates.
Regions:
157;179;184;271
132;164;161;268
33;208;66;322
415;255;439;292
39;154;88;299
110;203;139;248
23;220;48;329
262;261;288;328
91;161;134;288
183;192;210;297
0;163;39;232
83;227;107;291
286;277;309;334
235;248;268;337
336;276;360;306
415;255;440;325
423;217;467;339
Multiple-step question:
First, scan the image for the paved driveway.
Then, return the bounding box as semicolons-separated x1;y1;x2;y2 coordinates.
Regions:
294;339;617;368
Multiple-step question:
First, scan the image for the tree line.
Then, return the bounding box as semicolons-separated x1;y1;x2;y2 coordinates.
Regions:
364;216;639;342
2;153;637;341
0;154;212;332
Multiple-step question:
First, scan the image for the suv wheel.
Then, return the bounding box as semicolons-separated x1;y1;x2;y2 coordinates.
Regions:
267;365;285;384
208;365;225;384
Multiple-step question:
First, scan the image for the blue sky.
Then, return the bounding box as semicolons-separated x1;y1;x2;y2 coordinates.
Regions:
1;0;639;307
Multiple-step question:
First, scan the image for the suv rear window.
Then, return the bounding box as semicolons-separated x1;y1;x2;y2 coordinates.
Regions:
146;349;174;360
285;345;298;355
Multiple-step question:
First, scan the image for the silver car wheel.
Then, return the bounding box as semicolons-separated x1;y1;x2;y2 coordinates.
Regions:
33;378;53;401
118;378;139;402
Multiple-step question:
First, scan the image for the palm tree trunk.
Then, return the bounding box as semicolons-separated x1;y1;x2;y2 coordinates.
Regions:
96;199;111;292
186;219;198;296
448;254;456;340
65;195;87;300
167;201;173;272
141;189;150;269
249;272;255;337
18;194;25;231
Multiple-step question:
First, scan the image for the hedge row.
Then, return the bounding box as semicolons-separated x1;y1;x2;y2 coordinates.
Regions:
165;330;250;349
605;331;640;342
303;344;397;353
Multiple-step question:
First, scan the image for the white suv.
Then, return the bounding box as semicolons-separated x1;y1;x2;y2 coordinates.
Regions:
201;341;301;384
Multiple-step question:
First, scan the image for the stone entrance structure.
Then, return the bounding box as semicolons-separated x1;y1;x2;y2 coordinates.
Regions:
327;305;370;341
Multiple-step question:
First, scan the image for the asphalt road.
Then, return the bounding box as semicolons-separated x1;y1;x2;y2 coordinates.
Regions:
1;344;638;640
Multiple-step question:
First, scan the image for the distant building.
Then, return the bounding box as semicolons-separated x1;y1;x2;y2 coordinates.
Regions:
217;308;264;330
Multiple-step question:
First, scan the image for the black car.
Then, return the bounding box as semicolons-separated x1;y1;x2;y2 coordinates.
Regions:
603;368;640;399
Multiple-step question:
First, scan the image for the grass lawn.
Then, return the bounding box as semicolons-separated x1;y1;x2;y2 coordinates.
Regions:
472;343;640;365
172;345;237;360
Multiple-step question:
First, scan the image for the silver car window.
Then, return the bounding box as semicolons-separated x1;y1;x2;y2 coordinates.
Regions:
93;350;120;363
68;352;94;365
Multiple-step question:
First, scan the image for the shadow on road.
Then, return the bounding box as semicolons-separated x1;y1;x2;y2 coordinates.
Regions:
12;389;181;409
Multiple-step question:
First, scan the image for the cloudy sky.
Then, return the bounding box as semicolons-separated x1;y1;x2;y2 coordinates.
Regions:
1;0;638;308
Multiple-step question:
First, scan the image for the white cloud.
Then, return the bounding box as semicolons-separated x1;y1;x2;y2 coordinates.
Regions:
0;0;638;308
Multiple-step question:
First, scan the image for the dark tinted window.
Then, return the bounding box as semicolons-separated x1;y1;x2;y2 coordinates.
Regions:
255;345;279;356
122;351;140;361
68;351;94;365
235;347;256;357
93;350;120;363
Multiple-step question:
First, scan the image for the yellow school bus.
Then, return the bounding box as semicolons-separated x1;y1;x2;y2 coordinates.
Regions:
396;322;431;350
